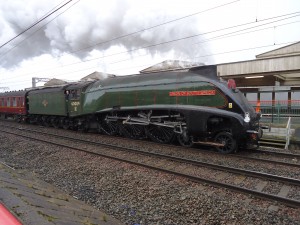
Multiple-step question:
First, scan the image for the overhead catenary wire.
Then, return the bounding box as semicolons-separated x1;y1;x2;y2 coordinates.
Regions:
51;21;300;76
84;13;300;61
2;40;298;86
0;0;238;59
1;8;300;88
0;0;81;59
15;11;300;73
42;11;300;57
0;0;73;50
108;41;300;72
8;6;298;64
66;0;241;55
193;20;300;44
0;0;299;71
1;12;299;82
88;20;300;66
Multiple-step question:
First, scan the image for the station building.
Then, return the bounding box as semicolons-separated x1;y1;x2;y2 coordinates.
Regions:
217;41;300;108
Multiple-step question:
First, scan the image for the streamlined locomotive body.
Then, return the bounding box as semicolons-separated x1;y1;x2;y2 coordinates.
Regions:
81;65;260;153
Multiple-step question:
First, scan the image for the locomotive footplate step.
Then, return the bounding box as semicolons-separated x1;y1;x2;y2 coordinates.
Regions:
0;163;124;225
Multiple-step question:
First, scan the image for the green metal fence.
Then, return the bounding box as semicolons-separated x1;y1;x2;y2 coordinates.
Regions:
249;100;300;124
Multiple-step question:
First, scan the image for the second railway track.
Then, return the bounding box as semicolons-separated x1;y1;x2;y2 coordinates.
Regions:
1;124;300;208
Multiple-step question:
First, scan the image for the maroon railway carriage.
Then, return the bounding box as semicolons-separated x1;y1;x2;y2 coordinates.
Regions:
0;91;28;121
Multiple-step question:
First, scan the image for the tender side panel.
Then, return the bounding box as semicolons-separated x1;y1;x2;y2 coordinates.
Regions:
28;90;67;116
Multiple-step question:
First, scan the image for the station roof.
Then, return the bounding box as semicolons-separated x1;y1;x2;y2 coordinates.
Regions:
256;41;300;59
217;41;300;86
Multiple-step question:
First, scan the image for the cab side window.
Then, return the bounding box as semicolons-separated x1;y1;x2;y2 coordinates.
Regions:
65;89;81;100
69;89;80;100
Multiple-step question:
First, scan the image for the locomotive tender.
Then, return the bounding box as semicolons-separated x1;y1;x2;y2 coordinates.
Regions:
0;65;261;153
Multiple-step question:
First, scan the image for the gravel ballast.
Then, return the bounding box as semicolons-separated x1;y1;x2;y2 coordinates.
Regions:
0;129;299;224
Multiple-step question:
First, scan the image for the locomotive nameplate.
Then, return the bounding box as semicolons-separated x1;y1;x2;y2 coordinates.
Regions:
169;90;216;97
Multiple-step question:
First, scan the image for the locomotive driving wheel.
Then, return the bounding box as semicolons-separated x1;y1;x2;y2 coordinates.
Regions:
214;132;237;154
177;128;194;147
120;124;146;139
145;125;175;144
100;120;118;135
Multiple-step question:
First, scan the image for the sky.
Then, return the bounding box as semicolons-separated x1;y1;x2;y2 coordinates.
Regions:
0;0;300;91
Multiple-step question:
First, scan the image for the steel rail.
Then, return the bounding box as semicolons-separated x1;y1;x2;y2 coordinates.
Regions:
1;123;300;179
1;129;300;208
9;125;300;169
1;121;300;165
243;149;300;159
231;154;300;168
8;127;300;186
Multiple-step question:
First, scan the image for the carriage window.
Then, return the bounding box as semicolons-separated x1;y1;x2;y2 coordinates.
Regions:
0;98;4;107
7;98;10;107
20;97;24;106
12;97;17;107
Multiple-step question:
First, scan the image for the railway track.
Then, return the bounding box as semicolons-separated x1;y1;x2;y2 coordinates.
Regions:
2;119;299;159
1;125;300;208
2;121;300;168
239;149;300;168
244;149;300;159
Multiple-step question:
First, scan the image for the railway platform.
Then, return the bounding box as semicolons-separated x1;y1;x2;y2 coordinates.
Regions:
0;162;124;225
260;117;300;150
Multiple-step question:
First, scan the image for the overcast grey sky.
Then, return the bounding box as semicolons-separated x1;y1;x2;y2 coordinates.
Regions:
0;0;300;90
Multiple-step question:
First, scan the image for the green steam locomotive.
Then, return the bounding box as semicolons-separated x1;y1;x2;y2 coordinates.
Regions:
2;65;262;153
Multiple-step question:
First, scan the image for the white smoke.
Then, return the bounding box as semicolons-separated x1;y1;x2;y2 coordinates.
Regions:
0;0;208;69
